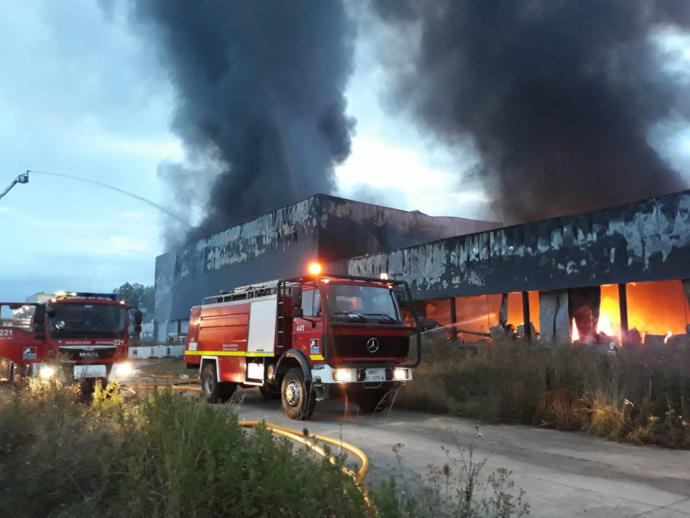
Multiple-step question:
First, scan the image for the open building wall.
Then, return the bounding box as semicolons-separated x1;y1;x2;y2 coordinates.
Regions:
341;190;690;345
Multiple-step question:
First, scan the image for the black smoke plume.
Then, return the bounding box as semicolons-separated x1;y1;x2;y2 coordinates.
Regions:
134;2;355;242
372;1;690;223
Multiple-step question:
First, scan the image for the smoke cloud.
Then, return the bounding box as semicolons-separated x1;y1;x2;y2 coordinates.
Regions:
371;1;690;223
134;2;355;242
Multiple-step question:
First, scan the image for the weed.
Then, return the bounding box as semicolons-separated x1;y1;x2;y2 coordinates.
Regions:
371;428;530;517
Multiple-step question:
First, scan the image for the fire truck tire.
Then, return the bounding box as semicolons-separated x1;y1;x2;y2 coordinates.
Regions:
281;367;315;420
201;362;235;403
355;388;390;414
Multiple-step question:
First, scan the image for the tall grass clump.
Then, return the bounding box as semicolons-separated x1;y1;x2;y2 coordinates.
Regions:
371;428;530;518
397;338;690;448
0;382;369;517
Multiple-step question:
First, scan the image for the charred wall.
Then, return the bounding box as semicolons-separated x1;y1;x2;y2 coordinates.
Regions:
154;197;321;339
154;194;496;339
316;194;497;263
343;190;690;299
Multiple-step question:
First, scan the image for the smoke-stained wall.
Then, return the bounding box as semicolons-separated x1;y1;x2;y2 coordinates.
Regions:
154;197;319;339
154;194;497;339
345;190;690;299
317;195;498;263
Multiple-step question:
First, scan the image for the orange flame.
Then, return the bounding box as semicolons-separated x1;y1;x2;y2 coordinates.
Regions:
571;318;580;342
596;313;614;337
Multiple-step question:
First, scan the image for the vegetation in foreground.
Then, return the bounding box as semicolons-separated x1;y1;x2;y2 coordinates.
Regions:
0;382;369;517
0;380;531;517
398;338;690;448
375;428;530;518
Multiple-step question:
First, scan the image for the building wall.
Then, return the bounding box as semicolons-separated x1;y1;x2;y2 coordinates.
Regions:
343;190;690;300
154;194;496;340
154;197;321;340
317;195;498;263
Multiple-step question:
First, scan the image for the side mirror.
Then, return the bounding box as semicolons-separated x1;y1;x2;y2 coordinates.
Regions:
134;310;143;326
292;307;303;318
134;324;142;334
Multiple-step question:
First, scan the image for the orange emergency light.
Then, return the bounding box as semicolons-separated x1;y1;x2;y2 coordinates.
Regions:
307;262;322;276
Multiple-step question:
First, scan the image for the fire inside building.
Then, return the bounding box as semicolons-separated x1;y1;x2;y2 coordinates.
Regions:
154;191;690;348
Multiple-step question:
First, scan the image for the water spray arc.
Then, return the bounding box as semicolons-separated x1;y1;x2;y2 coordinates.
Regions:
26;169;190;226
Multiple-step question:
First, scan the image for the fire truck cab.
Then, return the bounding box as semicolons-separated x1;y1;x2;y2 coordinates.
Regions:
185;264;421;419
0;292;139;386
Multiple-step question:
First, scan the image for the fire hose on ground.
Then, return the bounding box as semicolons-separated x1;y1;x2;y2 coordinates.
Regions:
123;379;372;504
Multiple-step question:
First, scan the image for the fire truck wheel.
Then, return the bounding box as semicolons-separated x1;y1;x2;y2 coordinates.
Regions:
201;362;235;403
355;388;390;414
259;384;281;400
281;367;315;420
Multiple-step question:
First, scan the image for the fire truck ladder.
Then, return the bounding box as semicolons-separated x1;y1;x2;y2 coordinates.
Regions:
203;280;278;305
276;280;300;350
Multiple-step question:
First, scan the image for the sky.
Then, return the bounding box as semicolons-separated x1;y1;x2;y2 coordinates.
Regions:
1;1;688;301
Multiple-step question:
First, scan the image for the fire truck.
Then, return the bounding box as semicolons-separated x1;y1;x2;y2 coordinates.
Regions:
0;291;141;388
184;263;422;419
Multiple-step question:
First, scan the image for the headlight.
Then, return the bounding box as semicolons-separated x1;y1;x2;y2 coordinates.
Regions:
113;362;134;378
393;368;408;381
333;368;353;382
38;365;57;380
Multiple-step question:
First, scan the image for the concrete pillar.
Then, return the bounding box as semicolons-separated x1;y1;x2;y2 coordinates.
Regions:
539;290;570;343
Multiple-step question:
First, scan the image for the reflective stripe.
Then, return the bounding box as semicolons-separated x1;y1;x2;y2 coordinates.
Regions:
310;354;324;361
184;350;274;357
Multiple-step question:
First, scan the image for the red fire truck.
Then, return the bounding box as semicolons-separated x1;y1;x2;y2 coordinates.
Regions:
184;263;422;419
0;292;140;388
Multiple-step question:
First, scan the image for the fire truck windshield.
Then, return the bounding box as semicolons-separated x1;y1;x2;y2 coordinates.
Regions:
327;284;401;323
49;303;126;339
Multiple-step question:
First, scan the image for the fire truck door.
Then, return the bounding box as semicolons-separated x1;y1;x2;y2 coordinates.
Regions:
247;298;278;354
292;288;323;361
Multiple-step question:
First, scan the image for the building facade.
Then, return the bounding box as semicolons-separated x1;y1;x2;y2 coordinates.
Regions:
155;190;690;346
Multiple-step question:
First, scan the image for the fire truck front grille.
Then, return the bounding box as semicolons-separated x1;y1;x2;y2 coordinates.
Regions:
330;334;409;360
59;347;117;362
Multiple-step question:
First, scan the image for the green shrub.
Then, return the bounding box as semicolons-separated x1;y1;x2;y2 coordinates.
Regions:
0;383;369;517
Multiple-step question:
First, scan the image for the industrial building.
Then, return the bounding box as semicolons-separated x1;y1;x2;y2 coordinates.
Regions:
154;190;690;346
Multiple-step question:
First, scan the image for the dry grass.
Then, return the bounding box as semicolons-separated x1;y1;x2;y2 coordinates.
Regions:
398;338;690;448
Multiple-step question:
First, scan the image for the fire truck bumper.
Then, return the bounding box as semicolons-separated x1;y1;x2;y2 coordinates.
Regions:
74;364;107;379
311;364;413;385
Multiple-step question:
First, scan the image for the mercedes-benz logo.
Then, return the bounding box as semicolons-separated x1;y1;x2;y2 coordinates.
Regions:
366;337;380;354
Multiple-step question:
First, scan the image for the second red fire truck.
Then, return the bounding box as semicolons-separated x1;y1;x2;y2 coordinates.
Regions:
184;263;421;419
0;291;140;389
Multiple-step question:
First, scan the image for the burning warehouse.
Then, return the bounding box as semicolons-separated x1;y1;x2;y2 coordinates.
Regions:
144;1;690;349
155;189;690;348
